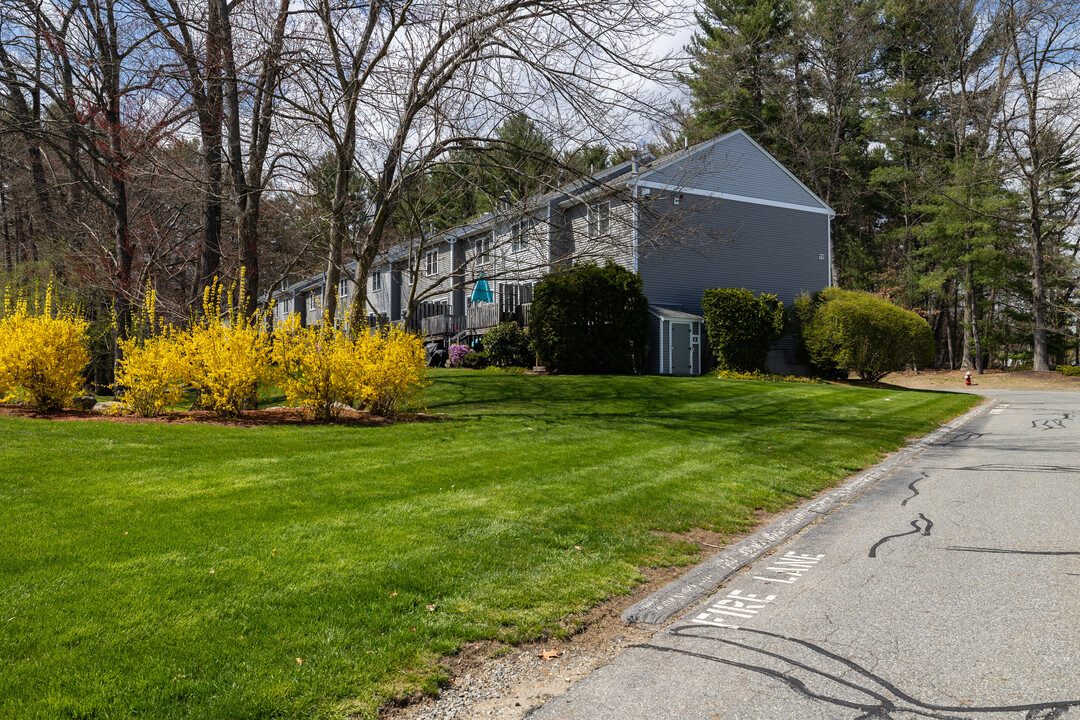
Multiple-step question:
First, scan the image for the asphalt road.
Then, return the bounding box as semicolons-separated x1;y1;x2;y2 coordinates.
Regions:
530;390;1080;720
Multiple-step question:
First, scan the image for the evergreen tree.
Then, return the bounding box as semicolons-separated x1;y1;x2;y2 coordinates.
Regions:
684;0;794;143
480;113;558;206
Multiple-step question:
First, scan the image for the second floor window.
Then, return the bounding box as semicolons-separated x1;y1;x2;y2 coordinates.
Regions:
308;293;317;310
510;220;528;253
588;201;610;238
424;249;439;277
476;234;492;266
371;271;383;292
339;278;349;298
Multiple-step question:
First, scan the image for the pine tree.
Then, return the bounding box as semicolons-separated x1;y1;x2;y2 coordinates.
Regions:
684;0;794;143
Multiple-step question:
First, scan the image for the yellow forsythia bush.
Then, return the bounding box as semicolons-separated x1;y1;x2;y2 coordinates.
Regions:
0;283;90;410
115;287;189;416
271;317;428;419
272;314;356;421
353;326;428;417
183;278;273;417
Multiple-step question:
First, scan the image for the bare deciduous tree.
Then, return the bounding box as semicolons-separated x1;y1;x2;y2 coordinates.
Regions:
998;0;1080;371
279;0;679;330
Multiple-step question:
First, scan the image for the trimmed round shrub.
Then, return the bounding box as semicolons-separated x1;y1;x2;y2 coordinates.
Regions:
796;288;934;381
529;261;648;374
702;288;787;371
483;321;532;367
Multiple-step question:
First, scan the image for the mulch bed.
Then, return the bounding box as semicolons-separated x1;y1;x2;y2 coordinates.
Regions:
0;405;442;427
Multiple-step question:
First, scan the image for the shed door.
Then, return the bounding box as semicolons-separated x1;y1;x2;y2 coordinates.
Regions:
670;322;692;375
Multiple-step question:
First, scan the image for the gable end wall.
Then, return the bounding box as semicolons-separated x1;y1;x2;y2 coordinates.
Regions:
643;133;826;211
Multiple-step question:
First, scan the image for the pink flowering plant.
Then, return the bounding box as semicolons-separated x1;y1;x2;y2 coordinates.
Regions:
447;344;472;367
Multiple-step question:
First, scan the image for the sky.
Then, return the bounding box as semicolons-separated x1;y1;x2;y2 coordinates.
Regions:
653;0;698;62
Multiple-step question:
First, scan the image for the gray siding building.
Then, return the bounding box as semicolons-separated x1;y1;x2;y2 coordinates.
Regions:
269;130;833;375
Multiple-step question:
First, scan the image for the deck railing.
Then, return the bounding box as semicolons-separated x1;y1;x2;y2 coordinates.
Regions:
419;313;467;337
408;285;533;338
466;304;502;330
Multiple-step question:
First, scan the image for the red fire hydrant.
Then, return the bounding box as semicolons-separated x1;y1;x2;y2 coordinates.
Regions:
965;371;972;386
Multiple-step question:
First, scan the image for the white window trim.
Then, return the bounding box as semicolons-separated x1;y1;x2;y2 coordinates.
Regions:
588;201;610;238
339;278;349;298
308;294;317;310
476;234;493;267
371;271;383;292
424;249;439;277
511;220;529;253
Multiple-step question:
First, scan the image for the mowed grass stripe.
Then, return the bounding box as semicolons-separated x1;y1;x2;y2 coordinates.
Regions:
0;371;976;719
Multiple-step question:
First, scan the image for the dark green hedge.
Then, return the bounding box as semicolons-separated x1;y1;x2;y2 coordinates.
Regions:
795;288;934;381
701;288;787;372
529;261;648;374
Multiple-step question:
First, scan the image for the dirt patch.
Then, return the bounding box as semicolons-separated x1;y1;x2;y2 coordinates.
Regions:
0;405;441;427
879;369;1080;392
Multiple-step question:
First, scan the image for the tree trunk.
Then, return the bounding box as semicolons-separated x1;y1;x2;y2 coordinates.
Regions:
1030;200;1049;371
963;261;984;374
946;295;956;370
961;283;973;371
322;155;351;327
349;251;375;332
217;0;258;315
195;0;224;303
0;153;10;273
0;48;54;233
111;172;133;345
237;198;260;315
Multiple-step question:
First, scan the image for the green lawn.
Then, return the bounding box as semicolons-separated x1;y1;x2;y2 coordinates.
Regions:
0;372;977;719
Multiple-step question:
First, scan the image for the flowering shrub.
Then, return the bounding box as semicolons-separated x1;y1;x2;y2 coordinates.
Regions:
182;277;274;417
353;326;429;417
116;333;189;415
0;282;90;410
272;314;357;421
115;287;189;416
447;343;472;367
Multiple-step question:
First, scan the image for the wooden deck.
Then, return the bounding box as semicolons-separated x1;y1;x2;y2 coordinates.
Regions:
408;285;534;340
414;303;531;338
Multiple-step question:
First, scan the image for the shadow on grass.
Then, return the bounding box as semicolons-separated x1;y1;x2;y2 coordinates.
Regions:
0;405;446;428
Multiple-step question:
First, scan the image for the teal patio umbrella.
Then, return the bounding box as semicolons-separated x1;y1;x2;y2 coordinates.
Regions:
470;274;493;303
